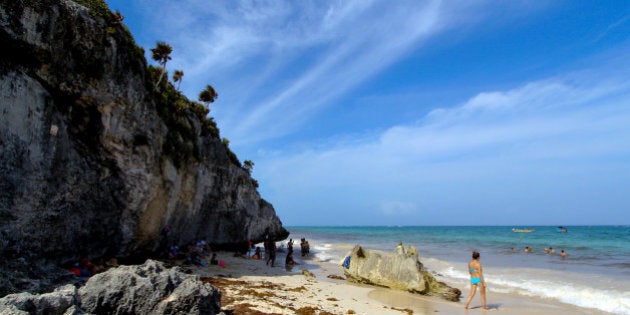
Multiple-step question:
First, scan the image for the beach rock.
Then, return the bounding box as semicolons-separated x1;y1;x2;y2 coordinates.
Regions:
342;245;461;301
0;0;287;296
302;269;315;278
79;259;221;314
0;284;79;314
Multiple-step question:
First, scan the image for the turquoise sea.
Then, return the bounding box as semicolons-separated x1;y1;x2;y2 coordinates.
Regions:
286;226;630;314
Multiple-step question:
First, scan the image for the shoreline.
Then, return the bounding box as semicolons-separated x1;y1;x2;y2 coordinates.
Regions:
184;250;611;315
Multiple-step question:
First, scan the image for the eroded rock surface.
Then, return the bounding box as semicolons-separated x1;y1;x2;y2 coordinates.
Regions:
80;260;221;315
0;260;222;315
343;245;461;301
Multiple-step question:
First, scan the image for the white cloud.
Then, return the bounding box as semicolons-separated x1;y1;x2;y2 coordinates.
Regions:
135;0;465;144
255;67;630;224
377;76;630;162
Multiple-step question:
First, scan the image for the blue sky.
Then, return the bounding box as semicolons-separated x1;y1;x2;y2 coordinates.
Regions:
104;0;630;226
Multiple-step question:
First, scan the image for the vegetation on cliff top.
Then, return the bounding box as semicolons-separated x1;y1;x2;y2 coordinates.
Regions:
71;0;246;170
73;0;112;20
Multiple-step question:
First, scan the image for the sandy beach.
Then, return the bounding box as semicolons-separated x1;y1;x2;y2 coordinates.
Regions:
178;250;610;315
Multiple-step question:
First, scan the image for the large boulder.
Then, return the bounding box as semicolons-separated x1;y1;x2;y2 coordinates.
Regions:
79;259;221;315
342;245;461;301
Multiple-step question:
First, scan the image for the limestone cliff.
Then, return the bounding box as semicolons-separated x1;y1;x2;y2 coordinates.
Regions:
0;0;287;295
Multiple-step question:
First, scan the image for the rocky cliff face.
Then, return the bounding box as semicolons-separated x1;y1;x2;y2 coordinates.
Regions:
0;0;287;295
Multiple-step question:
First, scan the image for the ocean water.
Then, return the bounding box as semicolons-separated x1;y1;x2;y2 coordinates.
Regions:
285;226;630;314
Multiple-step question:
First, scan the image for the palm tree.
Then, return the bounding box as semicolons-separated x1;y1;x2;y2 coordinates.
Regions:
173;70;184;91
198;84;218;106
151;41;173;88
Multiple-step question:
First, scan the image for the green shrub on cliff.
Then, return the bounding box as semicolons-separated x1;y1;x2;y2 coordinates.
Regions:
73;0;112;20
68;2;229;168
221;138;242;167
146;65;224;167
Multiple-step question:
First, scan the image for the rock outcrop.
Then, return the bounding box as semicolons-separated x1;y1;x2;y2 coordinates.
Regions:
0;260;221;315
79;260;221;314
0;0;287;296
342;245;461;301
0;284;78;315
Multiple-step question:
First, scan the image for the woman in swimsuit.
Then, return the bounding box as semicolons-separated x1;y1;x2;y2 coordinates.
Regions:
464;250;487;309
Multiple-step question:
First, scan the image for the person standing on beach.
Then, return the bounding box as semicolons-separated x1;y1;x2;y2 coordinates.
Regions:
266;241;276;267
464;251;487;310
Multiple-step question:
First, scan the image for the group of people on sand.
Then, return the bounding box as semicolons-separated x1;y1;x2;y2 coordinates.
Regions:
174;239;216;267
521;246;568;257
161;226;226;267
249;237;304;268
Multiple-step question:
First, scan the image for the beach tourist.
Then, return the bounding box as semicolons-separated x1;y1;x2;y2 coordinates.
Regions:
266;241;277;267
524;246;532;253
300;238;306;256
168;245;179;259
285;252;298;267
300;239;311;257
464;251;487;310
252;247;261;260
287;239;294;254
560;250;568;258
264;239;271;261
210;253;218;265
78;255;94;278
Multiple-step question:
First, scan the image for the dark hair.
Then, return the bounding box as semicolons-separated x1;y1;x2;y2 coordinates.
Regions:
472;251;480;259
